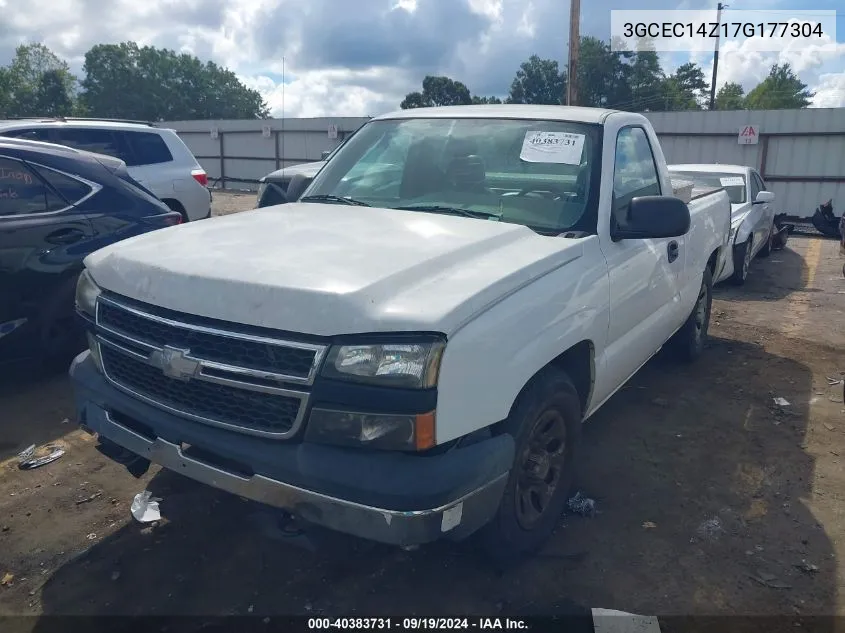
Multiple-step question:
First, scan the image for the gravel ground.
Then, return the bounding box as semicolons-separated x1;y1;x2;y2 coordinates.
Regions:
1;210;843;623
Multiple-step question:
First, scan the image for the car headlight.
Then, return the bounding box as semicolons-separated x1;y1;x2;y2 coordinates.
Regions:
305;409;435;451
321;340;445;389
75;269;102;318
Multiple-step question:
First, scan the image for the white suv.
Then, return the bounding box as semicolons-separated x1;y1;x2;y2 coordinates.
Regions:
0;118;211;221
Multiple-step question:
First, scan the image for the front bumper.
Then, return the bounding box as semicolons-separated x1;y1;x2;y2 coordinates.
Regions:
70;352;513;546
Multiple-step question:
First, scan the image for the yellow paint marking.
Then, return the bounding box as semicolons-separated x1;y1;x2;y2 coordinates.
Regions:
782;238;823;337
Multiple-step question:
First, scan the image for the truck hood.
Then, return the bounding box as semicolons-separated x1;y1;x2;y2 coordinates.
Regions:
84;203;584;336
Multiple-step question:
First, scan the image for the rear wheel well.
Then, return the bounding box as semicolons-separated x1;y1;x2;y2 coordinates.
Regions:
162;198;188;221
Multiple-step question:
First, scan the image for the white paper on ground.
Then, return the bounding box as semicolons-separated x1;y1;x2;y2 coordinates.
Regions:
720;176;745;187
130;490;161;523
520;131;585;164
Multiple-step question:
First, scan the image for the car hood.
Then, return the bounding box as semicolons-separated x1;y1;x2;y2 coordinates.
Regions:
84;203;584;336
263;161;325;182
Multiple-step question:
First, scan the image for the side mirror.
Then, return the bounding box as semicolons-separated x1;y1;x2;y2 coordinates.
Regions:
754;191;775;205
320;150;331;160
257;182;288;208
286;173;313;202
613;196;691;240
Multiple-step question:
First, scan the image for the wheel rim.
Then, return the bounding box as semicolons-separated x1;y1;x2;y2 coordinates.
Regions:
515;409;568;530
742;241;752;278
693;279;708;342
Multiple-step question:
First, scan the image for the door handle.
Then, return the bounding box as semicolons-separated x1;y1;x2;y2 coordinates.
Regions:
667;240;679;263
45;228;86;245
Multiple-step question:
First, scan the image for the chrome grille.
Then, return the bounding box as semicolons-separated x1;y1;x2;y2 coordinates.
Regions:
94;295;327;439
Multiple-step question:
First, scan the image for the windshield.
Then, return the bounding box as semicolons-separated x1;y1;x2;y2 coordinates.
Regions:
303;118;600;234
671;170;747;204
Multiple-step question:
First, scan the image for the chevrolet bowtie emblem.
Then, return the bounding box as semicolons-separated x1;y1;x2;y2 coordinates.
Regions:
151;345;200;381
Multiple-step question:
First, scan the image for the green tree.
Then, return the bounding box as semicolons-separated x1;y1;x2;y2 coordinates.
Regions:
661;62;709;110
506;55;566;105
80;42;269;120
471;95;503;104
715;82;746;110
577;36;634;108
745;63;813;109
624;39;665;111
400;75;473;109
0;43;76;117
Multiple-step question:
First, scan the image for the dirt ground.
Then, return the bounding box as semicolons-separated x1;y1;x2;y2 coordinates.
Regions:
1;192;844;622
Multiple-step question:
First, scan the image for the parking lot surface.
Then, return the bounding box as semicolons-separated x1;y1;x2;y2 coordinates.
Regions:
1;192;843;622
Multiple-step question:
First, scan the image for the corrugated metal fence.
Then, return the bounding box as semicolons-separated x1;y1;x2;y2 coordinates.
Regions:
643;108;845;216
161;117;370;190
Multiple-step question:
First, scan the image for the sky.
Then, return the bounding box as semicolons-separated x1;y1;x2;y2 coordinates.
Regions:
0;0;842;117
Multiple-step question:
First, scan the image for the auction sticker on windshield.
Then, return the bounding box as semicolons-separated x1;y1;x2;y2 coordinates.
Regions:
720;176;745;187
520;131;584;164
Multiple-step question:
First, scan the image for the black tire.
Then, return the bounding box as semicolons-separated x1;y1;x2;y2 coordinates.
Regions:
668;267;713;363
758;224;774;258
730;237;752;286
479;368;582;567
37;276;86;369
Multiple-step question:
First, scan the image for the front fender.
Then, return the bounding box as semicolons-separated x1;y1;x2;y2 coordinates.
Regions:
434;240;610;443
733;213;754;245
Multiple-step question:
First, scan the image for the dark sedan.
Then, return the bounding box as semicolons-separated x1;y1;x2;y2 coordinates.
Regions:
0;137;182;366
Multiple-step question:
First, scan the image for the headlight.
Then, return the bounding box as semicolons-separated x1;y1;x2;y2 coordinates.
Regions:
305;409;435;451
75;269;101;318
321;340;445;389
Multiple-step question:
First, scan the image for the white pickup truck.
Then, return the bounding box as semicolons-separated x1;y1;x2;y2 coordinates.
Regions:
71;105;731;561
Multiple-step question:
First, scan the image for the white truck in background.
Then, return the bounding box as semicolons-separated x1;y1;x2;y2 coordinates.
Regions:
71;105;731;563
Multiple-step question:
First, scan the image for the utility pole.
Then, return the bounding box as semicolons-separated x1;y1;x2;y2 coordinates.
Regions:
566;0;581;106
708;2;726;110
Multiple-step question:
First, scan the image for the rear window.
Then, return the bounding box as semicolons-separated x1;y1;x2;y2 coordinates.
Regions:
53;128;126;161
124;131;173;166
670;170;747;204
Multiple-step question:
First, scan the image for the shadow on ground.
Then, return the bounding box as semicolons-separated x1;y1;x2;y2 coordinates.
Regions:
30;335;835;624
0;362;76;462
716;243;808;303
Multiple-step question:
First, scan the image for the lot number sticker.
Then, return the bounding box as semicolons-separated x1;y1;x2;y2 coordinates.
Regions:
720;176;745;187
520;131;585;164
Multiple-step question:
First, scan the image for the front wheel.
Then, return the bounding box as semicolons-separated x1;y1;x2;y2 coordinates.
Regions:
668;267;713;363
730;237;752;285
479;368;582;566
758;224;774;258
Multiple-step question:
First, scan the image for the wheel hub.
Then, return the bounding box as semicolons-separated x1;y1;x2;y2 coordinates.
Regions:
526;451;551;481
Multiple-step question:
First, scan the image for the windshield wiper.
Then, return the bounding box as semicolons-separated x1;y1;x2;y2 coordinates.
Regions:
393;205;501;220
300;194;371;206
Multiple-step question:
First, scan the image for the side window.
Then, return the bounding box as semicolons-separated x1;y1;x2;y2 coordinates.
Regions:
31;165;93;206
754;172;767;192
0;157;63;216
1;128;54;142
612;127;661;213
53;128;129;162
123;131;173;166
749;172;761;201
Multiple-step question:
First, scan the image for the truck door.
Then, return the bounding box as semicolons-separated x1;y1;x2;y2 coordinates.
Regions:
596;125;685;397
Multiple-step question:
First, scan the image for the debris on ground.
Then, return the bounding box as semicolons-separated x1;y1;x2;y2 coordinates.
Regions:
827;376;843;386
111;571;121;581
823;423;837;431
642;521;657;529
750;570;791;589
130;491;162;523
17;444;65;470
651;397;670;407
566;492;597;517
695;517;723;542
86;533;97;540
795;560;819;574
773;397;791;407
75;492;103;506
1;572;14;586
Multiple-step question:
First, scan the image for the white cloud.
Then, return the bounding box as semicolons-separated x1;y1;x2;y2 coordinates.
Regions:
1;0;843;116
